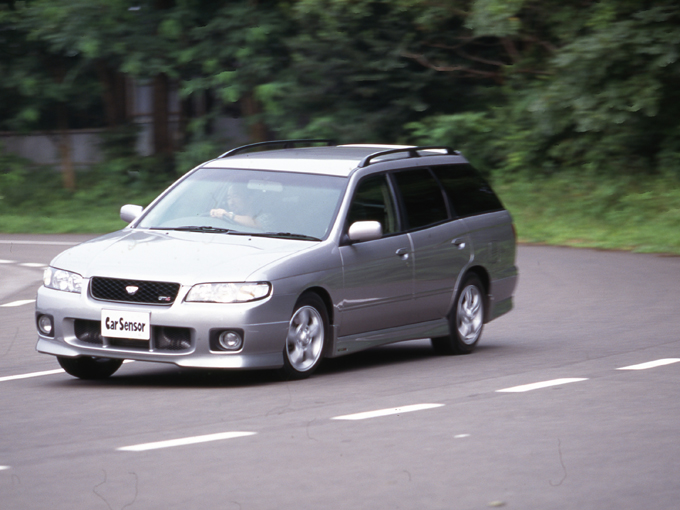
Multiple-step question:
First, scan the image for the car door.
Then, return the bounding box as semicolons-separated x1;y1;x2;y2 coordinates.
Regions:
338;173;415;337
432;163;516;312
392;168;472;322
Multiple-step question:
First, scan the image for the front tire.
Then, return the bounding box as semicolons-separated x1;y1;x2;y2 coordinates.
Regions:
279;293;328;380
57;356;123;380
432;274;485;355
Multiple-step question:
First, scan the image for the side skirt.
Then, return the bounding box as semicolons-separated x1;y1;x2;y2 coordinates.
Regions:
329;319;449;358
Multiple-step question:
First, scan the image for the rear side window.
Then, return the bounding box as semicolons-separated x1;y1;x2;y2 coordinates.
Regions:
432;164;504;217
392;168;448;229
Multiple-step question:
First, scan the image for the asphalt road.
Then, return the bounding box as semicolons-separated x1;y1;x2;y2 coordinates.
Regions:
1;235;680;510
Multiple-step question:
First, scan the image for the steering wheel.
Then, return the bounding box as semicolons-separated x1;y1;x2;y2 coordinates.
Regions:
205;209;240;228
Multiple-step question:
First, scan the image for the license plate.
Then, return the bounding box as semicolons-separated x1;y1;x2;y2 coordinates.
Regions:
101;310;151;340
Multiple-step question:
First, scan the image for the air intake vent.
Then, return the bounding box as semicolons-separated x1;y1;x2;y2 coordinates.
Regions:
73;319;192;352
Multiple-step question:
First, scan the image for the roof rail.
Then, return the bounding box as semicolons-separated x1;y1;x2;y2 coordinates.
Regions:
358;146;458;168
219;139;335;158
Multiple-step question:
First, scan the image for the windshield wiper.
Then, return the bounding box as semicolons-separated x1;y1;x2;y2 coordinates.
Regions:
150;226;235;233
229;231;321;241
149;227;320;240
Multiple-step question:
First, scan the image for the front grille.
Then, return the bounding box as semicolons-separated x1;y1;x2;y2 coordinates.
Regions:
73;319;192;352
91;277;180;305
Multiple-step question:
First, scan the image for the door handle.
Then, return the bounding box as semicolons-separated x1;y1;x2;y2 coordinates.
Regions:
395;248;409;259
452;239;466;250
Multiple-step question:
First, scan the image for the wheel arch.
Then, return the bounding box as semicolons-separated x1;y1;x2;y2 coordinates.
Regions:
299;286;334;326
462;265;492;322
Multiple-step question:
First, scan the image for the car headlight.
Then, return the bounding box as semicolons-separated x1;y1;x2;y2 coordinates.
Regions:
43;267;85;294
185;282;271;303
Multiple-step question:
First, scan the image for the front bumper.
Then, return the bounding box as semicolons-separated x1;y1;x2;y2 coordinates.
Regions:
35;284;294;370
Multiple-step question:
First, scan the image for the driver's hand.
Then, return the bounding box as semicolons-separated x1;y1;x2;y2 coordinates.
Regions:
210;208;228;218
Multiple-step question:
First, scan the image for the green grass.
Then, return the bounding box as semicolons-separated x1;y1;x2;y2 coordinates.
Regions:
2;168;680;256
0;158;172;234
495;172;680;255
0;189;162;233
0;208;130;233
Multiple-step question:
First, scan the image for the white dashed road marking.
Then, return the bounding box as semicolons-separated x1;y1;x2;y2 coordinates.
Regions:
118;431;257;452
0;466;10;471
0;259;16;264
1;299;36;308
496;378;589;393
332;403;444;421
617;358;680;370
19;263;47;268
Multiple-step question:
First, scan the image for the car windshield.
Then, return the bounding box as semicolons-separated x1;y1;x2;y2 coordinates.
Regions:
137;167;347;240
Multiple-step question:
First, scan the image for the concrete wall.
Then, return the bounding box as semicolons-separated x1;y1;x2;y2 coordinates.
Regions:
1;78;248;167
0;117;248;168
0;130;104;167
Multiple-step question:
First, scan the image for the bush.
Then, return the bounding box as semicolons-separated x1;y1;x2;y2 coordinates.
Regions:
0;148;62;210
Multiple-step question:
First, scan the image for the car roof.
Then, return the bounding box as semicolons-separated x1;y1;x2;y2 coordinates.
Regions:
201;144;463;177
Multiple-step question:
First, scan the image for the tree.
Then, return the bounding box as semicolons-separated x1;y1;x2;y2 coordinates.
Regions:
531;1;680;175
255;0;458;142
180;0;294;143
5;0;680;186
404;0;680;177
1;1;104;189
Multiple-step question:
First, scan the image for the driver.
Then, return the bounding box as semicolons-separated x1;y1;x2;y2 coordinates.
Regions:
210;184;267;229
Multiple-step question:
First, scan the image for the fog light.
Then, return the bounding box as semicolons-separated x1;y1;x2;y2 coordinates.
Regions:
37;314;54;337
218;331;243;351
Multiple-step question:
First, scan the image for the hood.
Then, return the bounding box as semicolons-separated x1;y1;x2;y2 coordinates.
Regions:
50;229;314;284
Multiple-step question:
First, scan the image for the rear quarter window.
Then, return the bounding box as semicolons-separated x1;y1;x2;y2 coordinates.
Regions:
432;164;504;217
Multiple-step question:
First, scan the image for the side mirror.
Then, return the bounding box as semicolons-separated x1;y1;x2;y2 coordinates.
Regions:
348;221;382;243
120;204;143;224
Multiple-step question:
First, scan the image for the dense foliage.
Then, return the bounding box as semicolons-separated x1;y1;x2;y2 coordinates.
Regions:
1;0;680;182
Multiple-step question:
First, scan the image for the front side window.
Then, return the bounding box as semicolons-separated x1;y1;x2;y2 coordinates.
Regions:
392;168;448;229
346;174;398;235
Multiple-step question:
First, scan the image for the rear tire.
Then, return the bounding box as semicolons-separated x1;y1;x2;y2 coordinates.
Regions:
432;274;485;355
57;356;123;380
279;293;328;380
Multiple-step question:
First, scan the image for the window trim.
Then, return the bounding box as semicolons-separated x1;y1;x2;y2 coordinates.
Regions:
342;163;497;243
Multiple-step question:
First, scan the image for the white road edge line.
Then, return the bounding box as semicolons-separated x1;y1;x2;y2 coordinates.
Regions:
496;378;589;393
0;360;134;383
0;369;65;382
332;403;444;421
1;299;36;308
118;431;257;452
617;358;680;371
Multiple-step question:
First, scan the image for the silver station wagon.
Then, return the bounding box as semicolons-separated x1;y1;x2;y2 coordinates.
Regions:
36;141;518;379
